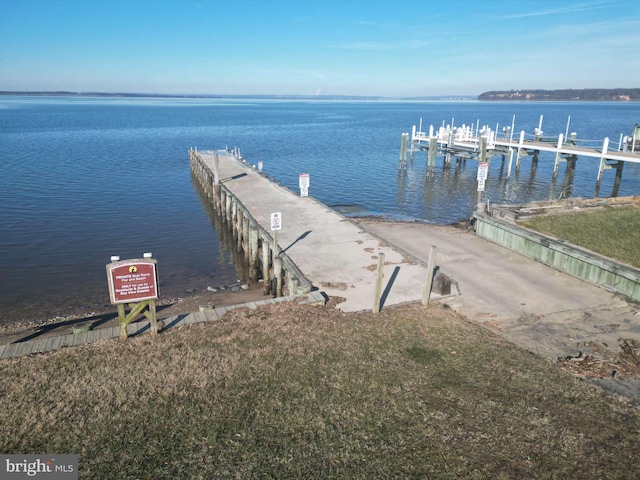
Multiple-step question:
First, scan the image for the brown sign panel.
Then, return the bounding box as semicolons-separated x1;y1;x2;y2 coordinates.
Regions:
106;259;158;304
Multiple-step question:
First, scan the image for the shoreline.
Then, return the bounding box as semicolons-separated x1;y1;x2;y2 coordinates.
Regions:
0;281;268;345
0;214;463;343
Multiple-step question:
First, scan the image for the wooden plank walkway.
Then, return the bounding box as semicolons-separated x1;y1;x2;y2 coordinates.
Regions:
0;291;326;360
198;150;451;312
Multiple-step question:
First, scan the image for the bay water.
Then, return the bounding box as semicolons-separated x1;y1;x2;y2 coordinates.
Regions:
1;96;639;324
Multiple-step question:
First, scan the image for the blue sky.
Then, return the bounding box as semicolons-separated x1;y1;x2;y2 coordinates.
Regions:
1;0;639;96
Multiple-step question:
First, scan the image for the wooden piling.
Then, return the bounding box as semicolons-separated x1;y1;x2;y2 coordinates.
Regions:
262;237;271;294
274;256;283;297
613;160;624;196
422;246;437;305
373;253;385;313
427;137;437;176
249;227;259;281
236;207;243;251
242;216;250;261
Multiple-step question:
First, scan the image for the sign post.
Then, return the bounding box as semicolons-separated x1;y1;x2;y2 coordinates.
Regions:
106;257;159;339
299;173;310;197
270;212;282;296
270;211;282;251
476;162;489;210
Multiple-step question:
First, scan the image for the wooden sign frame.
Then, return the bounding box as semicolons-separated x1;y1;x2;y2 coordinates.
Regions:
106;258;159;339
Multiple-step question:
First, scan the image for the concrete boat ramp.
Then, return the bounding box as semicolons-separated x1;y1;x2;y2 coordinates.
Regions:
197;149;448;312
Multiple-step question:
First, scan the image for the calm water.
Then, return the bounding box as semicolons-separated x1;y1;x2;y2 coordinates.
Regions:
1;96;639;323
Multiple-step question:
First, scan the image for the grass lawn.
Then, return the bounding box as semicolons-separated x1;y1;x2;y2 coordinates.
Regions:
1;302;639;479
521;205;640;268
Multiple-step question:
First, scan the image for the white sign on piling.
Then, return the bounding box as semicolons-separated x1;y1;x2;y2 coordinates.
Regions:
270;212;282;231
271;211;282;258
477;162;489;181
477;161;488;193
299;173;310;197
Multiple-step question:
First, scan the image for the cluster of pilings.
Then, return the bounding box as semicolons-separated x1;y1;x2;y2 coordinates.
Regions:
188;149;312;298
405;118;633;198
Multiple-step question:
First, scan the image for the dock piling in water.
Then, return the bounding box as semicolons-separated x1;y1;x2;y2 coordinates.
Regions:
404;116;640;198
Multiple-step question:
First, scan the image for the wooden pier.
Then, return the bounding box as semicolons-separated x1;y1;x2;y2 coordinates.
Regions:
401;117;640;196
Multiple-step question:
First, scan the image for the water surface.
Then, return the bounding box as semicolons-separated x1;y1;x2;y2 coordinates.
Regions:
1;96;638;324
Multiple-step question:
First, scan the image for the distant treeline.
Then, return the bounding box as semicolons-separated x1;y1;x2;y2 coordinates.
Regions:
479;88;640;101
0;91;224;98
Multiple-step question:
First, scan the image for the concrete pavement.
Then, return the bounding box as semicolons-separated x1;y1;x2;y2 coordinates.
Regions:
200;151;455;312
360;220;640;361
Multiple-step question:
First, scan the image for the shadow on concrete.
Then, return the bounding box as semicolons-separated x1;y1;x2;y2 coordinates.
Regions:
281;230;312;254
221;173;248;182
380;266;401;310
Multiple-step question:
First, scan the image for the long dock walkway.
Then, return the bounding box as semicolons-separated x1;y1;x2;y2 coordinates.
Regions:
198;150;448;312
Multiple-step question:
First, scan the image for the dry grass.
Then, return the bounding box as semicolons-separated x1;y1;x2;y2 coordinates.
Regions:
1;301;639;479
521;205;640;268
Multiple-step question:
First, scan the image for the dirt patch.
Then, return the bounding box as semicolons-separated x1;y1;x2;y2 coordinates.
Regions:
320;281;348;291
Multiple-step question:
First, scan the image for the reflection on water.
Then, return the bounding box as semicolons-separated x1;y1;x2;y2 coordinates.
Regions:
191;173;251;285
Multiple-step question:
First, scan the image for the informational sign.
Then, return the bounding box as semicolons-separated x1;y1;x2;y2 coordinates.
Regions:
299;173;310;197
477;179;486;192
271;211;282;231
299;173;310;188
477;162;489;181
107;259;158;304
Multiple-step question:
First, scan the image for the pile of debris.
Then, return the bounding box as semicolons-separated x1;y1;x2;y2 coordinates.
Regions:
558;338;640;379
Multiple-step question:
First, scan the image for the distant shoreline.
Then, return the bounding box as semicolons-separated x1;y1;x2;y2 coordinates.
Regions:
2;89;639;101
478;88;640;101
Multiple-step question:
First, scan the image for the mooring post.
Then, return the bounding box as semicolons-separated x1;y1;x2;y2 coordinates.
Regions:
274;256;283;297
422;246;437;305
613;160;624;197
427;137;437;177
595;137;610;195
262;236;271;294
516;130;525;173
479;136;488;165
532;151;539;172
399;133;407;170
219;189;225;217
553;133;564;179
249;227;259;281
373;253;385;313
242;216;250;261
236;207;243;251
225;193;232;223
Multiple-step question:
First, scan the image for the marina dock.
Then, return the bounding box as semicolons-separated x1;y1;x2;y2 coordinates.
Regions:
190;149;452;313
401;117;640;196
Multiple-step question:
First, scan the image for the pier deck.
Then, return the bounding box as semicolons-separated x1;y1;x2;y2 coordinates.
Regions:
197;150;447;312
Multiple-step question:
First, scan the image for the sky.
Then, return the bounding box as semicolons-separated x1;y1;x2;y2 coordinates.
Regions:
1;0;639;97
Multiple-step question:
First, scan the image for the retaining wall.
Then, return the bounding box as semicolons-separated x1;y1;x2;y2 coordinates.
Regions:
472;212;640;302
